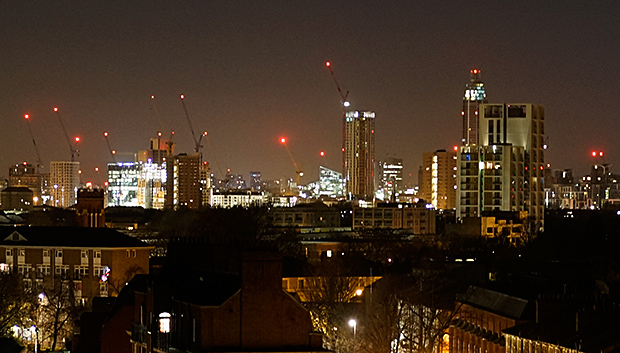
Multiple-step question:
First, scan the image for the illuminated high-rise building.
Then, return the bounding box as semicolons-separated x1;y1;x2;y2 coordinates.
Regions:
50;161;80;208
420;150;457;210
457;103;545;227
462;68;487;145
107;163;141;207
344;110;375;200
377;157;403;201
165;153;202;209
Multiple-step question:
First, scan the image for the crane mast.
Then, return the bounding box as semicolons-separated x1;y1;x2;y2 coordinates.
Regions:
279;137;303;193
103;132;117;163
53;107;80;161
325;61;350;185
23;114;44;173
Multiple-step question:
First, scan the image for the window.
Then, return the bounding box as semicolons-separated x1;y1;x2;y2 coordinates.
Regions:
43;249;50;258
93;250;101;258
37;265;51;277
18;249;25;257
55;265;70;277
18;264;32;276
74;265;89;278
55;249;63;258
126;250;130;258
131;249;137;258
298;279;305;289
81;250;88;258
6;249;12;257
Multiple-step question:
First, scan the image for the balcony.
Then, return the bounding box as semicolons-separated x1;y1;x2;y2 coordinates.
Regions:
131;323;148;344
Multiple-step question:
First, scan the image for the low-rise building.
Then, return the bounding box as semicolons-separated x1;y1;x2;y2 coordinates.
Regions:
352;203;436;234
0;227;153;302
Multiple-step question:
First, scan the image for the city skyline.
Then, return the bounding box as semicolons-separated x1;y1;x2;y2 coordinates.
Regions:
2;1;619;185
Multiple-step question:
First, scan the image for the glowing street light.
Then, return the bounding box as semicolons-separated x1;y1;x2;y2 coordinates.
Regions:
348;319;357;337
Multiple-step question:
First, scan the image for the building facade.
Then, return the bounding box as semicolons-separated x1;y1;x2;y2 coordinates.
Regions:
0;227;152;302
377;157;403;202
8;163;42;205
457;103;545;228
50;161;80;208
420;150;457;210
352;204;436;234
344;110;376;200
462;68;487;146
165;153;202;209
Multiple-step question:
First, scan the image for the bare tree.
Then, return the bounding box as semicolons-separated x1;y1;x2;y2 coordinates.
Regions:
35;278;81;351
0;272;35;337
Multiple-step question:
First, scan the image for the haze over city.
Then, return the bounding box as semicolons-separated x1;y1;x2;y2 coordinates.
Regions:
2;1;619;184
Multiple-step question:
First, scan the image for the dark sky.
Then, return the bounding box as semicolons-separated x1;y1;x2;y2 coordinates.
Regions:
2;1;620;185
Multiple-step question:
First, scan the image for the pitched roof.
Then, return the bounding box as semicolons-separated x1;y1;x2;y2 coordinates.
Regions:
0;226;152;248
461;286;530;320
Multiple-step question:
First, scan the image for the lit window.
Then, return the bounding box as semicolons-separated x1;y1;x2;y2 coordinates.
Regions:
159;312;171;333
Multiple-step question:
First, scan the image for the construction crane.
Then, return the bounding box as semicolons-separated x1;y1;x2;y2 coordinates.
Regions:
179;94;225;179
23;114;44;173
179;94;206;154
150;95;175;155
279;137;303;192
53;107;80;161
103;132;117;163
325;61;350;178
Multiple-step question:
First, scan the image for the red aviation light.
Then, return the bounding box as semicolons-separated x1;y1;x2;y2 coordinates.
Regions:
600;152;604;157
475;111;479;115
75;137;80;142
453;146;458;151
53;107;58;112
320;151;325;157
280;137;287;144
180;94;185;99
461;111;465;116
342;148;345;152
325;61;331;67
151;95;155;99
103;132;108;137
24;114;29;119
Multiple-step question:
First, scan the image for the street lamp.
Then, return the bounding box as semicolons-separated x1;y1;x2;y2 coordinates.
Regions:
348;319;357;338
30;325;39;353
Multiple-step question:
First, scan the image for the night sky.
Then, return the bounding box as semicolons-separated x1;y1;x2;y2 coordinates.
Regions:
2;1;620;186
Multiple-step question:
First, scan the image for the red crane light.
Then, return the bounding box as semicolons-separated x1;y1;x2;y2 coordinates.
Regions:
280;137;287;144
103;132;108;137
53;107;58;112
600;152;604;157
75;137;80;142
325;61;331;67
320;151;325;157
180;94;185;99
24;114;29;119
151;95;155;99
453;146;458;151
592;151;597;157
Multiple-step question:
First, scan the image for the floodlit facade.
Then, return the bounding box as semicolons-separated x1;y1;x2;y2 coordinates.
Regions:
377;157;403;201
419;150;457;210
137;162;167;209
50;161;80;208
210;190;265;208
345;110;375;200
457;103;545;228
107;163;141;207
462;68;487;145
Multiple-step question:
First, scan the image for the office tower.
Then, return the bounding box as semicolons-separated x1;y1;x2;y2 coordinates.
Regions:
462;69;487;145
165;153;202;209
249;171;262;191
8;163;42;205
107;163;141;207
344;110;376;200
377;157;403;201
457;103;545;227
50;161;80;208
420;150;457;210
